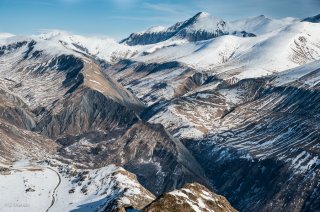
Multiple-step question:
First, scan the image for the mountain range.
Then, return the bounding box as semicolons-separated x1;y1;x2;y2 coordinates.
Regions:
0;12;319;212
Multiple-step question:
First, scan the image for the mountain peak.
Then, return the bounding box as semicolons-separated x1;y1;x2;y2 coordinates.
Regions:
194;11;211;19
36;30;71;40
257;14;271;21
120;11;229;45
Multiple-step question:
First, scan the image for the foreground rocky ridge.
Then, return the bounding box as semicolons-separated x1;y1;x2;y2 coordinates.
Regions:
143;183;237;212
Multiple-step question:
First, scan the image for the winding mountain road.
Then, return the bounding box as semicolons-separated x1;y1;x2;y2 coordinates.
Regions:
45;167;61;212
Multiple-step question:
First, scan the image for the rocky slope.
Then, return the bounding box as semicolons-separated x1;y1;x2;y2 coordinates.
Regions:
0;121;57;163
140;60;320;211
57;121;210;196
105;60;205;106
0;38;144;140
143;183;237;212
1;11;320;212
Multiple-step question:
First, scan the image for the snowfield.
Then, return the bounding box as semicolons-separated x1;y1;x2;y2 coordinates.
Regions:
134;21;320;79
0;160;154;212
0;160;58;212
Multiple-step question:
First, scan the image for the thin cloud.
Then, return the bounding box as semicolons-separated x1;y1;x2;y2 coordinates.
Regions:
143;2;194;18
58;0;141;6
109;15;174;23
110;0;140;6
58;0;84;3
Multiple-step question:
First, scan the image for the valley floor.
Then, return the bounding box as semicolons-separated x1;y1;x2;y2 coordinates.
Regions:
0;160;58;212
0;160;112;212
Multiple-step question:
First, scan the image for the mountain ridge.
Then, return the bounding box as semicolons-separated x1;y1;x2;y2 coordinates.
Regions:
0;11;320;212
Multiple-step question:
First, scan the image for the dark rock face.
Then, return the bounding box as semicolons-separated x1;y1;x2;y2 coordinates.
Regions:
0;41;28;56
23;40;37;59
177;28;228;42
0;88;35;130
111;122;210;196
120;31;176;46
122;29;229;46
232;31;256;37
37;87;139;139
31;54;84;88
58;121;210;196
186;139;320;212
105;60;212;106
302;14;320;23
54;54;84;88
134;61;181;74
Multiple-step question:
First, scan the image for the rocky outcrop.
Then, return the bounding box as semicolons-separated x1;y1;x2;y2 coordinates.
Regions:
103;169;156;211
0;88;35;130
109;121;210;196
58;121;210;196
36;87;139;139
106;60;211;106
143;183;237;212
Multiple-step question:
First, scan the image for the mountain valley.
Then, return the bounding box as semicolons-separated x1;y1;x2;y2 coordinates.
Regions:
0;12;320;212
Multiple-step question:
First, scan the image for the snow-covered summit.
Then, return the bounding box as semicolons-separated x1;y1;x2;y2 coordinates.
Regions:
231;15;299;35
33;30;136;62
120;12;235;45
120;12;303;46
179;11;229;32
0;30;137;63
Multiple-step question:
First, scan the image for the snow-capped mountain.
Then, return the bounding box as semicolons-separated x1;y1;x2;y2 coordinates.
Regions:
121;12;256;46
130;20;320;80
34;31;138;63
1;11;320;212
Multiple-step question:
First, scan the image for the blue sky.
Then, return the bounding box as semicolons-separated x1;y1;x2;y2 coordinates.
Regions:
0;0;319;39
